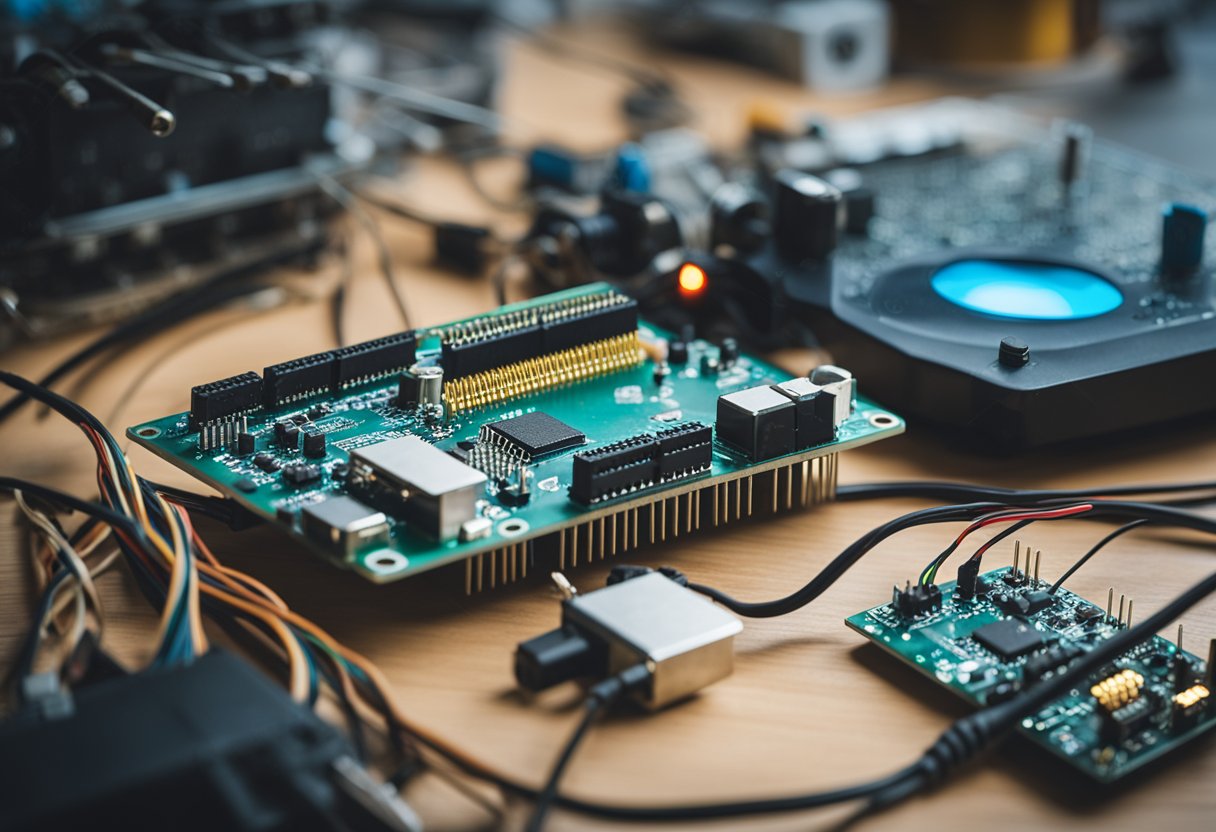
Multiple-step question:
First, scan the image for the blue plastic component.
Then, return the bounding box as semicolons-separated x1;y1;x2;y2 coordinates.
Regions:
931;259;1123;320
528;146;579;189
1161;202;1207;275
614;143;651;193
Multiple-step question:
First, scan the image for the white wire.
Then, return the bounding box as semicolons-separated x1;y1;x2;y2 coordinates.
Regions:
15;492;105;640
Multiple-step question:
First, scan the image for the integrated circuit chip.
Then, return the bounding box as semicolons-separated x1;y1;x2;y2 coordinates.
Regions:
972;618;1046;661
485;412;585;458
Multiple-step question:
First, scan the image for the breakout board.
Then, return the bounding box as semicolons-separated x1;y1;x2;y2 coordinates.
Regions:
847;567;1216;781
129;283;902;588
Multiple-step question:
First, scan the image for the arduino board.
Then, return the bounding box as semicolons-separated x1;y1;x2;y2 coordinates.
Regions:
846;566;1216;781
129;283;903;588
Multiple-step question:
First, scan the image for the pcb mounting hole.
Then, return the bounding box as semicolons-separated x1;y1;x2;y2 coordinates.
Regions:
868;413;899;429
137;427;161;438
498;519;529;538
366;551;409;575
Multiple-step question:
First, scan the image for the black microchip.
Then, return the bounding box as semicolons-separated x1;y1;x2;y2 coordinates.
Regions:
972;618;1045;661
282;463;321;486
486;412;585;457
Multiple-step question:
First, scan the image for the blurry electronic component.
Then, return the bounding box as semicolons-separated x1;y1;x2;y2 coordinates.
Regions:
0;1;353;348
892;0;1099;68
130;283;901;587
632;0;890;91
680;99;1216;449
0;650;420;832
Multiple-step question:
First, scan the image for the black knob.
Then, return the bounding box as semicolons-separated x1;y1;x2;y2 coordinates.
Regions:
710;183;769;252
998;337;1030;368
1161;202;1207;280
773;169;842;263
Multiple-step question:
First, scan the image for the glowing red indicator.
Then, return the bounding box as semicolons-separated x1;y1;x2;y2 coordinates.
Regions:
678;263;707;295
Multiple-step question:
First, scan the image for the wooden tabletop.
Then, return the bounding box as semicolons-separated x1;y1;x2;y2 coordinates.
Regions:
3;23;1214;832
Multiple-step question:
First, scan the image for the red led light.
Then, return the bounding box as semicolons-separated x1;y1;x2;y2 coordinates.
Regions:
678;263;707;295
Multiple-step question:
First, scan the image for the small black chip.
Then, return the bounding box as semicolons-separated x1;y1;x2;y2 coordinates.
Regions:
486;412;585;458
233;477;258;493
972;618;1046;661
1076;605;1105;624
281;463;321;486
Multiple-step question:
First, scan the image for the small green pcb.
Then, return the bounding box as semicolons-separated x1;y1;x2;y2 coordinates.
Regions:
129;283;903;587
846;568;1215;781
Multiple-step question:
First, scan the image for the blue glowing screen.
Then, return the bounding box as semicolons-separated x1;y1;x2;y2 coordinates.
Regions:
930;260;1122;320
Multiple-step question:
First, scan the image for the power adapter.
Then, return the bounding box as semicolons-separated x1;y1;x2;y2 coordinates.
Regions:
514;569;742;709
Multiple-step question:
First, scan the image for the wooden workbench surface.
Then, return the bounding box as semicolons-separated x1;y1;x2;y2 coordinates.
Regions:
2;24;1213;832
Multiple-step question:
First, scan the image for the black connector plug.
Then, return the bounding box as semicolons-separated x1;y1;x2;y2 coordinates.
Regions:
515;625;606;693
956;560;982;601
434;222;494;274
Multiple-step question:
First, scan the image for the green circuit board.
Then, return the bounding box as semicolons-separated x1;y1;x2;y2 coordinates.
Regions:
846;568;1216;781
128;284;903;587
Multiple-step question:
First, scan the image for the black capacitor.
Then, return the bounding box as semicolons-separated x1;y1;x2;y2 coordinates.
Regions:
236;432;256;456
275;422;299;450
719;337;739;366
668;340;689;364
825;168;876;235
303;431;326;459
1161;202;1207;279
710;183;769;252
772;169;842;263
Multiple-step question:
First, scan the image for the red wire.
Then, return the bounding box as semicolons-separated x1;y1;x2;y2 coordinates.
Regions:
961;503;1094;552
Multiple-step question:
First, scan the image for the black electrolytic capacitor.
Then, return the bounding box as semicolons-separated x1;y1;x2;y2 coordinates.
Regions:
1161;202;1207;279
772;169;842;263
236;432;256;456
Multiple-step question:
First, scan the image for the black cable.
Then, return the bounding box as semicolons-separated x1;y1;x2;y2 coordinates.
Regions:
330;232;353;348
966;518;1033;563
837;480;1216;504
357;189;449;229
689;499;1216;619
1049;520;1150;594
525;663;650;831
314;173;413;329
688;502;995;618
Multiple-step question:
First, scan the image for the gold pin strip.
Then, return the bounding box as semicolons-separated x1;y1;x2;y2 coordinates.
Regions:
443;331;641;414
459;452;841;593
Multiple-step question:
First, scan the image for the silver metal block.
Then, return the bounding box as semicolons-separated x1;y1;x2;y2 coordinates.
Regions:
301;495;390;561
563;572;742;709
